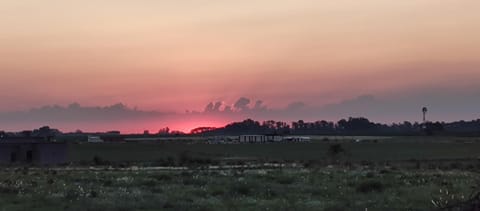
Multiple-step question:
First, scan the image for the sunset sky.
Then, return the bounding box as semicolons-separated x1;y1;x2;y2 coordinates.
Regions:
1;1;479;133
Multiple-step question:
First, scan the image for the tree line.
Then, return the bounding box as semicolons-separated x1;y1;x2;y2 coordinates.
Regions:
192;118;480;136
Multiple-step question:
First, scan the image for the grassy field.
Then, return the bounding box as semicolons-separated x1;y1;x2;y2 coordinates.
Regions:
0;167;478;210
68;136;480;164
2;136;480;210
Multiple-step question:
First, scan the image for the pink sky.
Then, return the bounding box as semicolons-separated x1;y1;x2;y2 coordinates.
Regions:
1;1;480;132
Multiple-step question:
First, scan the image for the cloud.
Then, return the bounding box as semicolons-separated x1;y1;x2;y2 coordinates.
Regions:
319;92;480;123
204;101;224;113
196;97;310;121
286;101;306;111
2;92;479;133
233;97;251;111
253;100;267;111
20;103;168;122
201;97;271;114
0;103;173;132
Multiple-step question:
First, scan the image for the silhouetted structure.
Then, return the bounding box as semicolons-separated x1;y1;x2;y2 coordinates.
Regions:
0;138;68;165
422;107;428;123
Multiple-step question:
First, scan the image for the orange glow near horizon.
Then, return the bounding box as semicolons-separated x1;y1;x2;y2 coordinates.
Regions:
139;117;229;134
170;121;227;134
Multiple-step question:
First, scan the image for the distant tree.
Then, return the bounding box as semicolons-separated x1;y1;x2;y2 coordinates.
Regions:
190;127;217;135
20;130;33;137
336;119;347;129
184;118;480;137
424;121;444;136
158;127;170;135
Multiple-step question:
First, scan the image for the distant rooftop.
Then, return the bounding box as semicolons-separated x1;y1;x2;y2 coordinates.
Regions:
0;137;63;144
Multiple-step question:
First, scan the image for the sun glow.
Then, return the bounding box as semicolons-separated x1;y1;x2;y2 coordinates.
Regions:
170;120;227;134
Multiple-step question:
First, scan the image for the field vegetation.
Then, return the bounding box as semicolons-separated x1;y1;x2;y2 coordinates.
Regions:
2;136;480;210
0;166;479;210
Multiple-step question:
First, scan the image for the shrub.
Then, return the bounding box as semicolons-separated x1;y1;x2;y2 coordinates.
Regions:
182;177;207;186
140;179;157;187
103;179;113;186
210;186;225;196
0;186;18;194
303;160;316;168
379;169;391;174
64;188;81;201
230;182;253;196
178;151;193;165
152;174;173;182
450;162;462;169
89;190;98;198
93;155;107;166
163;202;175;209
356;180;385;193
324;204;348;211
275;175;296;185
47;178;55;185
365;172;375;178
328;144;345;157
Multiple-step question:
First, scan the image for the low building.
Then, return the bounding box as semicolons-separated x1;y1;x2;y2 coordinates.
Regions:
0;138;68;165
207;136;229;144
238;135;283;143
239;135;268;143
87;136;104;143
282;136;311;142
265;134;283;142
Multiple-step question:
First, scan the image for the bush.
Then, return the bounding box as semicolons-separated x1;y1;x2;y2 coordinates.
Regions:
102;179;113;186
47;178;55;185
365;172;375;178
275;175;296;185
0;186;18;194
210;186;226;196
324;204;348;211
89;190;98;198
230;182;253;195
152;174;173;182
328;144;345;157
140;179;157;187
356;180;385;193
182;177;207;186
93;155;108;166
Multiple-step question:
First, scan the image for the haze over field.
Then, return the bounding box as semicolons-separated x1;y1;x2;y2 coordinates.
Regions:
1;1;479;132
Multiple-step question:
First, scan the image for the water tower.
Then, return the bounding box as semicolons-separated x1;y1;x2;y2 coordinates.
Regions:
422;107;428;123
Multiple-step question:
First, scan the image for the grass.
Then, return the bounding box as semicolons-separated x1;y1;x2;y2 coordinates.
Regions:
2;136;480;210
0;167;478;210
68;137;480;164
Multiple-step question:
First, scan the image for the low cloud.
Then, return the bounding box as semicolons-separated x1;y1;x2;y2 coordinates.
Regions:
1;93;479;133
1;103;169;122
0;103;173;133
286;102;306;111
233;97;251;111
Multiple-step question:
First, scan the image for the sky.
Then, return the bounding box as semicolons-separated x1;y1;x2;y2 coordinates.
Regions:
0;1;479;133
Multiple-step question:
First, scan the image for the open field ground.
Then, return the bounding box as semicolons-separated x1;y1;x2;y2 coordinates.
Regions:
2;136;480;210
0;167;479;211
69;136;480;165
